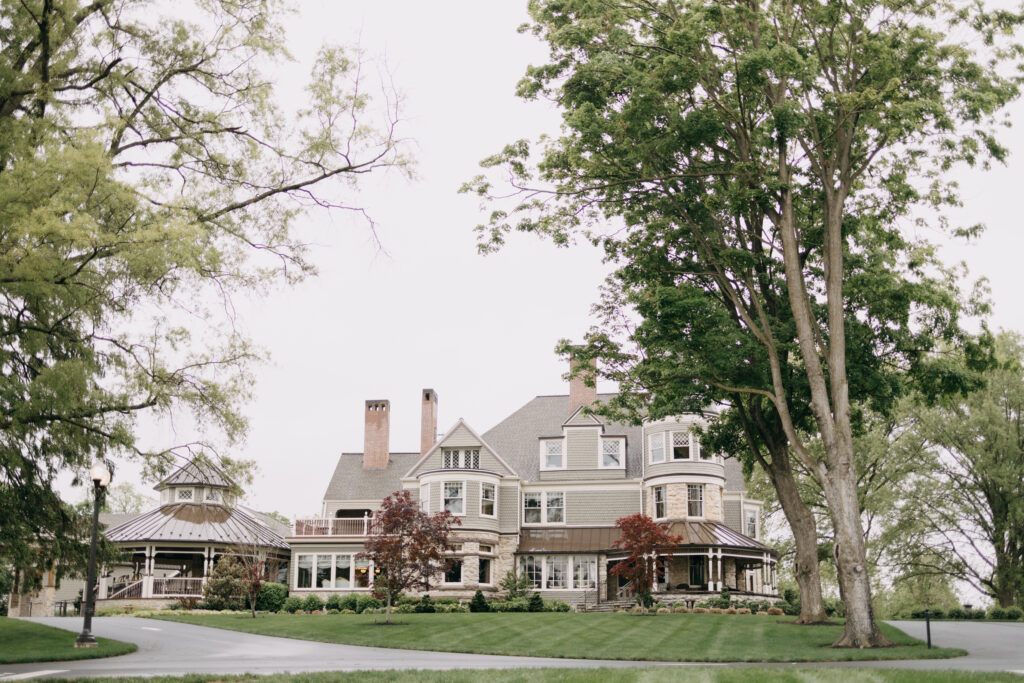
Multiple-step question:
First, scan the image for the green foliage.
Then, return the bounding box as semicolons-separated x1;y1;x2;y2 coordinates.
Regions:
282;596;303;613
338;594;359;612
325;594;344;611
1006;607;1023;621
355;594;381;613
0;0;410;579
202;557;246;611
988;607;1007;620
301;595;325;612
469;590;490;613
528;592;544;613
499;569;535;598
544;600;571;613
489;598;530;612
414;594;436;613
255;583;288;612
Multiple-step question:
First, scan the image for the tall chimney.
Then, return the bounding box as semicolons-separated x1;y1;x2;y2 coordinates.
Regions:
420;388;438;456
569;353;597;413
363;400;390;469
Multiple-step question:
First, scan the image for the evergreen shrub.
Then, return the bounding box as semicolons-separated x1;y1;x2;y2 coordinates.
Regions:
302;595;325;612
281;596;303;613
469;590;489;612
256;582;288;612
1006;607;1023;621
355;594;381;613
527;592;544;612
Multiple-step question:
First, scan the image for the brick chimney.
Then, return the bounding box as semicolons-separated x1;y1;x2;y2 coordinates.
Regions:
363;400;390;469
569;353;597;413
420;388;438;456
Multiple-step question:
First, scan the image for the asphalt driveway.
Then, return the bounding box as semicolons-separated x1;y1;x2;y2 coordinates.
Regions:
1;617;1022;679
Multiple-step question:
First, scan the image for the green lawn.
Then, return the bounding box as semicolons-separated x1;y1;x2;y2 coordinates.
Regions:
0;617;137;664
33;670;1020;683
153;612;965;662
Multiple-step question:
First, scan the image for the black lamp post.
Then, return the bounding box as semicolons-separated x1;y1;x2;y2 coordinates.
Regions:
75;461;111;648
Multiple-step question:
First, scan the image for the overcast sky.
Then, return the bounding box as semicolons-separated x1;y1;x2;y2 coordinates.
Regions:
96;1;1024;525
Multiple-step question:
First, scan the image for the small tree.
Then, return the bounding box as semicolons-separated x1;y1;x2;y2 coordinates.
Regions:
358;490;460;624
499;569;534;599
202;556;245;611
609;514;682;615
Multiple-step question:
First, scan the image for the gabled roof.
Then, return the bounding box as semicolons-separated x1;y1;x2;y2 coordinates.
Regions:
154;459;235;491
482;394;644;481
404;418;517;478
321;452;420;502
562;405;605;429
104;503;289;550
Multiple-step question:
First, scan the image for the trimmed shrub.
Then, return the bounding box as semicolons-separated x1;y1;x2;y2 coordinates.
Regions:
302;595;325;612
779;601;800;616
397;595;422;606
355;594;382;614
947;607;967;620
338;594;358;612
736;607;752;615
656;607;671;614
469;590;489;613
989;607;1007;620
528;592;544;612
414;594;436;613
255;582;288;613
766;607;784;616
434;597;460;605
327;608;339;615
971;609;987;619
394;603;416;614
672;605;689;613
724;607;737;614
630;606;643;614
437;603;469;613
1006;607;1023;621
692;607;708;614
325;594;344;611
490;598;528;612
282;596;303;613
340;609;356;614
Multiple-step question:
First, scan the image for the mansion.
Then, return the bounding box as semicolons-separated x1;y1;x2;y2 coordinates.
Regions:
288;367;778;606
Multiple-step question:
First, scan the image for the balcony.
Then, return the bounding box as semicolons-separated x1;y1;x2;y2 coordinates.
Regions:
291;516;371;537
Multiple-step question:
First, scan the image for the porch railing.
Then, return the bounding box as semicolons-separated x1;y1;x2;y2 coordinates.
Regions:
292;516;371;537
153;577;204;597
107;580;143;600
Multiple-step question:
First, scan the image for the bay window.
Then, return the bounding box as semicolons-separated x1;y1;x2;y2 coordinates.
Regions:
480;482;496;517
687;484;704;517
653;485;666;519
444;482;464;515
546;556;568;588
650;433;666;463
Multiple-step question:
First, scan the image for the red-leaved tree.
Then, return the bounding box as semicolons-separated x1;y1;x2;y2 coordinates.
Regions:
357;490;460;623
609;514;682;614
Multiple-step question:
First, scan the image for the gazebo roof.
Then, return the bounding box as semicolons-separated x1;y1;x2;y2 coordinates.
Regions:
104;503;289;550
154;459;235;491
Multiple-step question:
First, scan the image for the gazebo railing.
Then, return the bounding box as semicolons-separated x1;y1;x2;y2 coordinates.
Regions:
153;577;204;597
107;580;144;600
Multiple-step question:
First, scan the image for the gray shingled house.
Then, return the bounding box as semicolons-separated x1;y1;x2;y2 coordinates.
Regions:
289;369;778;607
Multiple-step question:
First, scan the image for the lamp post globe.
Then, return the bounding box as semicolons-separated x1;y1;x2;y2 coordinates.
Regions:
75;461;111;648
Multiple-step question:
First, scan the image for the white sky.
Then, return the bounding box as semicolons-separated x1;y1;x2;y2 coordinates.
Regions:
79;1;1024;529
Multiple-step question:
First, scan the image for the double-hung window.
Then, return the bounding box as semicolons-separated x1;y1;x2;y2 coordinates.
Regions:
444;559;463;584
546;492;564;523
523;491;565;524
672;431;697;459
687;484;704;517
653;485;667;519
746;509;757;538
541;439;564;469
650;433;666;463
296;554;313;588
601;438;624;468
419;483;430;512
444;482;464;515
480;483;496;517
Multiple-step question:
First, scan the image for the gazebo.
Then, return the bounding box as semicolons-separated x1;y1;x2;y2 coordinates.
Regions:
100;459;289;604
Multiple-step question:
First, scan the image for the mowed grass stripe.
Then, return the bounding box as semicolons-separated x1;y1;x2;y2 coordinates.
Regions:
153;612;965;662
0;617;137;664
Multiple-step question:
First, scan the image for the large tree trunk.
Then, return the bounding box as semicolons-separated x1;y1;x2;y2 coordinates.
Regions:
822;470;891;647
768;446;828;624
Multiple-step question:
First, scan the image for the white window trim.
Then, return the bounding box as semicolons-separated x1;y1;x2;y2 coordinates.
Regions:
599;437;626;469
419;482;430;513
539;438;566;470
175;487;195;502
652;485;667;520
671;431;700;460
443;480;466;517
519;554;598;591
649;432;666;464
687;483;705;519
292;552;374;591
479;482;497;518
522;489;566;526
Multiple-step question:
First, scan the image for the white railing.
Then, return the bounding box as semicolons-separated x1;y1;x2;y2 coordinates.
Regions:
153;577;204;597
292;516;371;536
107;580;144;600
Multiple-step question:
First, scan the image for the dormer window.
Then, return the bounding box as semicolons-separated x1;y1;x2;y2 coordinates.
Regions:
206;489;222;503
176;487;194;502
540;439;565;470
442;449;480;469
